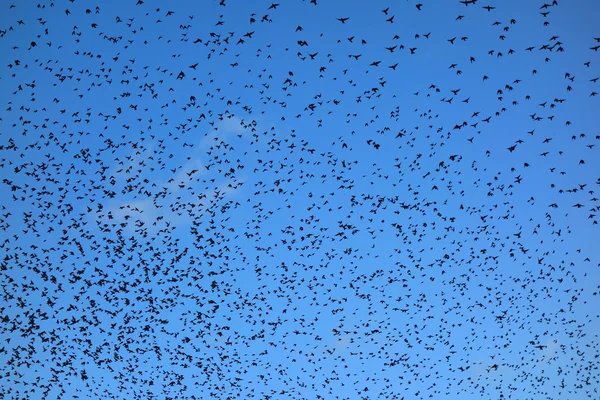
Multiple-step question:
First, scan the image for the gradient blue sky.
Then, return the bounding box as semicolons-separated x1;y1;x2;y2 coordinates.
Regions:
1;0;599;399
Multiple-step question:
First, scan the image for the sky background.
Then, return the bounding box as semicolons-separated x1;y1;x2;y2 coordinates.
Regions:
1;0;600;399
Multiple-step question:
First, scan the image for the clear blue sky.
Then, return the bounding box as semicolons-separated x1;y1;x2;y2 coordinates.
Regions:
1;0;599;399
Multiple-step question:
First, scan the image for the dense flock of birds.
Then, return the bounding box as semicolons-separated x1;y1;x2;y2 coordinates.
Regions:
1;0;600;399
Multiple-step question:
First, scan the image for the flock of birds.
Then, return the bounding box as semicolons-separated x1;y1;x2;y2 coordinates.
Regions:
1;0;599;399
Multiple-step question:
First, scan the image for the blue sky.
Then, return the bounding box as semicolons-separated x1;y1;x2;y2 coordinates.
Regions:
1;0;599;399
